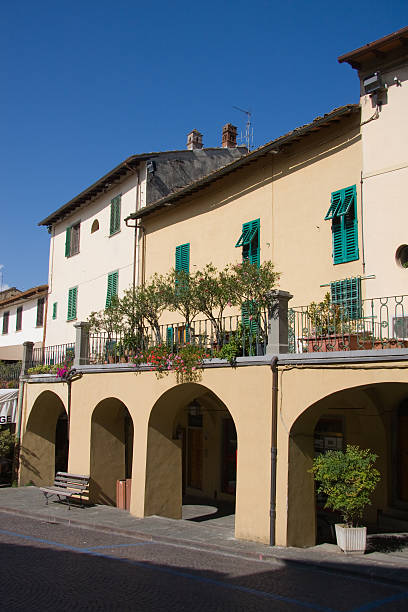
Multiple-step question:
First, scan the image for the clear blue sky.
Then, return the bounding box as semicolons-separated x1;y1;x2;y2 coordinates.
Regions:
1;1;406;290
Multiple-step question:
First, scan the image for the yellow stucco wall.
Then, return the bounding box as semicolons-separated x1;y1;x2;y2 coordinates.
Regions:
22;366;273;544
21;358;408;547
141;113;362;311
276;361;408;547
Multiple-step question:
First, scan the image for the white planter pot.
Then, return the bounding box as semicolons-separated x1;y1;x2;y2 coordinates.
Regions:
335;524;367;554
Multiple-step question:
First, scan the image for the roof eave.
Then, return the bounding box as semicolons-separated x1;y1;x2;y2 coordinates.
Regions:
127;104;359;223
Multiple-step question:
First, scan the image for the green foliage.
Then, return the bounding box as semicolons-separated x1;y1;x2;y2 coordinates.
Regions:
308;292;345;336
310;445;381;526
27;364;61;374
167;269;201;329
132;342;208;382
216;323;259;364
0;429;15;457
87;297;122;338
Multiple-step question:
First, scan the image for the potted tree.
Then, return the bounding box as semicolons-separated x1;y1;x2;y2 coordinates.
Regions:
310;445;380;553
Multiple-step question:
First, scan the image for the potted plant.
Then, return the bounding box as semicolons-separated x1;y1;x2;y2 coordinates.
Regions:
305;293;372;352
310;445;380;553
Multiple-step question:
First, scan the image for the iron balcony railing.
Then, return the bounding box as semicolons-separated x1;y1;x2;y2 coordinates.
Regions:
29;343;75;369
88;314;268;365
288;295;408;353
0;362;21;384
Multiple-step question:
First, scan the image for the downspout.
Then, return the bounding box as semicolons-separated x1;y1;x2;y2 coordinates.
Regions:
132;168;140;290
13;375;25;484
360;171;366;276
270;355;278;546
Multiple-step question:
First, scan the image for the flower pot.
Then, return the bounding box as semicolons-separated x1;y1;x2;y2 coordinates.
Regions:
335;524;367;554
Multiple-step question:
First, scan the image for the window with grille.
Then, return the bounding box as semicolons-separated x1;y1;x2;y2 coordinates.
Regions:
65;222;80;257
330;277;361;320
52;302;57;320
16;306;23;331
325;186;358;264
110;195;121;235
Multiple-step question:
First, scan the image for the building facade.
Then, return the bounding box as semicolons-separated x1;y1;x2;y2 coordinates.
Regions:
0;285;47;362
40;132;247;346
17;27;408;548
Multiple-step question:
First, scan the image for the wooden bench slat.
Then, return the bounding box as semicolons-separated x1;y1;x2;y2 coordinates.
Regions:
40;472;90;510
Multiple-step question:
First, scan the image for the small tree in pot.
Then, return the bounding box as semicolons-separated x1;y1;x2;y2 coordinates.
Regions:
310;445;380;553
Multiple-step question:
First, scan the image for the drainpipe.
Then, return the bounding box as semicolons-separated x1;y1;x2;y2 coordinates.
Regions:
270;355;278;546
132;168;140;290
360;171;366;275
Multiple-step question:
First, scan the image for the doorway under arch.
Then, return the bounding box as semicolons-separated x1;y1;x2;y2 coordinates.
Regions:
20;391;68;487
287;382;408;547
145;383;237;526
90;398;134;506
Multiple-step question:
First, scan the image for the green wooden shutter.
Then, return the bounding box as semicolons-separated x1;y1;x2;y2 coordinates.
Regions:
65;227;71;257
106;271;119;307
110;196;121;235
330;185;358;264
52;302;57;320
344;210;359;262
67;287;78;321
166;326;174;348
241;219;260;266
175;243;190;274
332;216;344;264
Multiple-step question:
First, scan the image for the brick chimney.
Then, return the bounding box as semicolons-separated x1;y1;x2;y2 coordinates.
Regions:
187;129;203;150
222;123;237;148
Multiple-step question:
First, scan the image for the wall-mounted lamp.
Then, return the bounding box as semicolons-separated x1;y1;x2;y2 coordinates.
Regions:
188;398;201;417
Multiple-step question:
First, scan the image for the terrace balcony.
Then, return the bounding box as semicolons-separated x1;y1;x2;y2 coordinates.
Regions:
21;292;408;374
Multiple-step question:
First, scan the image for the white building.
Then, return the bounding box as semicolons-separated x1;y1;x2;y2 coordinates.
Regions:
339;26;408;314
39;128;247;345
0;285;48;361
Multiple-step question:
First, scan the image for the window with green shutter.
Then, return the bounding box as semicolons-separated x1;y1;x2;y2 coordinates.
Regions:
325;185;358;264
330;277;361;320
65;222;80;257
52;302;57;320
166;326;174;348
67;287;78;321
175;243;190;274
106;271;119;308
110;195;121;235
235;219;260;266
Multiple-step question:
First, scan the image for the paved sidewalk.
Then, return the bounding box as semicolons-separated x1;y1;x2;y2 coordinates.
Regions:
1;486;408;586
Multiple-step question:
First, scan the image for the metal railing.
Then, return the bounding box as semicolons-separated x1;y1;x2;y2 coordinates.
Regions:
0;362;21;384
29;343;75;369
88;314;268;365
289;295;408;353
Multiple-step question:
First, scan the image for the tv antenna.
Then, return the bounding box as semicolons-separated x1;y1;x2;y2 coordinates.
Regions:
233;106;254;151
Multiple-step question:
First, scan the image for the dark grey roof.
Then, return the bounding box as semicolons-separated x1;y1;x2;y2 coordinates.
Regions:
38;147;247;227
127;104;360;223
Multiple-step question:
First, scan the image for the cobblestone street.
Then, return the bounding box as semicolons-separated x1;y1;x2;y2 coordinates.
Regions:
1;511;408;611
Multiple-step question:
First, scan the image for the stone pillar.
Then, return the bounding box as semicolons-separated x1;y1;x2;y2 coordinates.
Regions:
266;290;293;355
21;341;34;375
73;322;90;367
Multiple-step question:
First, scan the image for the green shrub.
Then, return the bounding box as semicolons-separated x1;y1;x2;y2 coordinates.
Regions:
310;445;381;526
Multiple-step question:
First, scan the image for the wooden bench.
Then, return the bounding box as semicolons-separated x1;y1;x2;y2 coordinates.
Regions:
40;472;90;510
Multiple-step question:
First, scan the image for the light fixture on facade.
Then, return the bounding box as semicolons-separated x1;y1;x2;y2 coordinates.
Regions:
188;398;201;416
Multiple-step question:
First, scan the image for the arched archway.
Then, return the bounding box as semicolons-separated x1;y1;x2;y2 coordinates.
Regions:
90;398;134;506
20;391;68;486
287;382;408;547
145;383;237;525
